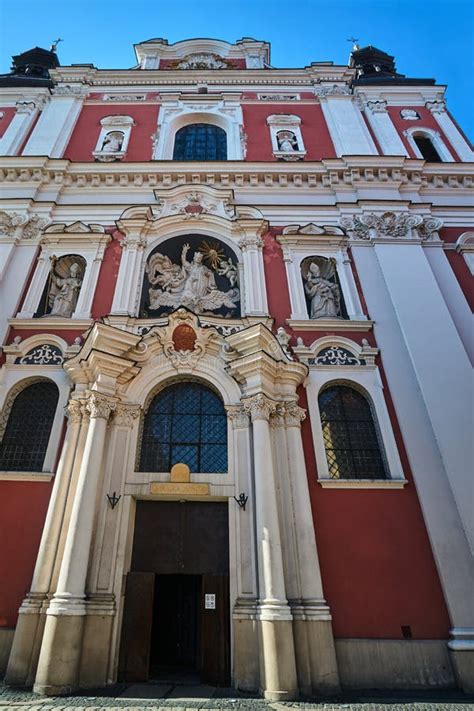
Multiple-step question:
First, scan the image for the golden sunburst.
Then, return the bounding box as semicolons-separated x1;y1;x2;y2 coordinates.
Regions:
199;240;225;269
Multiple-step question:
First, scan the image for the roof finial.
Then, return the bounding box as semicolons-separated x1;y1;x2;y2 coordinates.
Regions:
50;38;63;53
347;37;360;52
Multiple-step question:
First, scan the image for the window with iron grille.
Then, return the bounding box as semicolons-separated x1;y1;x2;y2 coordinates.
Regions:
0;381;59;471
318;385;388;480
139;382;227;473
173;124;227;161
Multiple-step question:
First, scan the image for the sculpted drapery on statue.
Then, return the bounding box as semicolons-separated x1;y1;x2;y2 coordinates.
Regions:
44;255;85;318
301;257;343;319
143;235;240;317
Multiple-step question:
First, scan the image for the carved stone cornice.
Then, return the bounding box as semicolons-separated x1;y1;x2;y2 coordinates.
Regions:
113;403;141;427
85;392;117;420
284;401;306;428
52;84;90;98
242;393;278;422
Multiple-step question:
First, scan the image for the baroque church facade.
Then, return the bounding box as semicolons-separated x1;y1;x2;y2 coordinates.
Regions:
0;37;472;699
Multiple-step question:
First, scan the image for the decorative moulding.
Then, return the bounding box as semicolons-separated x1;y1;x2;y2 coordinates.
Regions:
340;212;443;242
0;472;54;482
9;317;93;330
286;319;373;332
318;479;408;489
293;335;378;366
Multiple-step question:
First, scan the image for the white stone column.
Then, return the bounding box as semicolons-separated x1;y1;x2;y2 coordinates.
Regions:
0;100;42;156
5;400;83;687
362;100;409;156
350;240;474;692
279;243;308;320
17;252;48;318
426;100;474;162
239;234;269;316
34;392;116;695
316;87;377;156
284;401;340;692
23;87;87;158
242;394;298;701
110;234;146;315
227;405;260;692
424;244;474;364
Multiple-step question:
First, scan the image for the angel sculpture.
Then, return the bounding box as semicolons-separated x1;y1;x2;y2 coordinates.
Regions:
216;256;239;287
303;259;341;319
146;243;240;314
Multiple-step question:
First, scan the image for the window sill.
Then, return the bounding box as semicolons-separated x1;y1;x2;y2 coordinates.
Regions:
93;151;126;162
0;471;53;482
318;478;408;489
273;150;307;161
287;318;373;332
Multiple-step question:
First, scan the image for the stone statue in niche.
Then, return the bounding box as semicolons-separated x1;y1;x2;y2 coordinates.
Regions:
277;130;299;152
102;130;124;153
302;258;342;319
146;242;240;314
47;258;83;317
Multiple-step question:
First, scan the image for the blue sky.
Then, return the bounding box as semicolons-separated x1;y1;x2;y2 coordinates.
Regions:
1;0;473;140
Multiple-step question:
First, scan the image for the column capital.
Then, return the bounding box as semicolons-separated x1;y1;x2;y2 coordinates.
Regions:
65;399;83;424
284;401;306;428
226;405;250;429
85;392;117;420
269;403;286;428
112;403;141;427
425;99;446;114
238;234;264;251
242;393;277;422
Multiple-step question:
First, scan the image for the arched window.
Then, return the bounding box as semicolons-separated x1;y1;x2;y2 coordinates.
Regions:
413;134;441;162
318;384;388;480
139;381;227;473
0;381;59;471
173;124;227;161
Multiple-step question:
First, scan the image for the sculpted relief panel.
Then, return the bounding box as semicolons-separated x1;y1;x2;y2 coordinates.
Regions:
141;235;240;318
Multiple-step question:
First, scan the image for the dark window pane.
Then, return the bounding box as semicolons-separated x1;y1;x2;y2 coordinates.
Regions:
0;381;59;471
318;385;388;480
139;382;227;473
414;136;442;162
173;124;227;161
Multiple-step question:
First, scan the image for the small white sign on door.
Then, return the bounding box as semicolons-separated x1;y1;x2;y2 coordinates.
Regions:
205;593;216;609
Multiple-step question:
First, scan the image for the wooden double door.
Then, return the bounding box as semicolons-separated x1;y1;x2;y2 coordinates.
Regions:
119;501;230;686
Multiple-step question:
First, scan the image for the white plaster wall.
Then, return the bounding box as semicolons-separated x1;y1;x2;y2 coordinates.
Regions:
320;98;377;156
0;242;38;342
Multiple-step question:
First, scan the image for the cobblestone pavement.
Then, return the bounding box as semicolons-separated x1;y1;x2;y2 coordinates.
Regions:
1;682;473;711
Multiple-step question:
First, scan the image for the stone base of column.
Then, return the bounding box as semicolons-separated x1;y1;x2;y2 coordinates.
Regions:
450;649;474;693
79;596;116;689
233;602;259;692
259;617;298;701
5;595;47;687
34;612;85;695
291;603;340;694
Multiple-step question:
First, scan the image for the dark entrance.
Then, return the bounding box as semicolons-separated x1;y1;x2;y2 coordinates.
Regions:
119;501;230;686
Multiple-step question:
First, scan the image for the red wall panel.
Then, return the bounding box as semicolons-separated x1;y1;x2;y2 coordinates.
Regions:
64;105;160;162
299;385;451;639
0;107;16;138
242;103;336;161
0;481;52;627
387;106;459;160
91;231;123;319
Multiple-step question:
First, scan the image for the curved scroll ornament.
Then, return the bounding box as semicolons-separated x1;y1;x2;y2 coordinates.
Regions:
143;237;240;317
16;344;64;365
340;212;426;241
310;346;364;366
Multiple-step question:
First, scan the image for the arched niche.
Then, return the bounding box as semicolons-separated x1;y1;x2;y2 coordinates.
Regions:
300;255;348;320
140;234;241;319
35;254;87;318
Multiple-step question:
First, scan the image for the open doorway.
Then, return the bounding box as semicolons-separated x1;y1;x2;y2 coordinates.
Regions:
118;501;230;686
